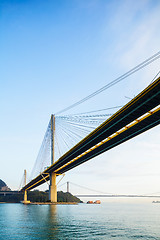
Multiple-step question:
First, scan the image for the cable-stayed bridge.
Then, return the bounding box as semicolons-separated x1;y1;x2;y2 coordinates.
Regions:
20;77;160;203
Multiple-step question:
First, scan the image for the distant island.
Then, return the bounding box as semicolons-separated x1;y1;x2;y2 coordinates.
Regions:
0;179;11;191
0;179;82;203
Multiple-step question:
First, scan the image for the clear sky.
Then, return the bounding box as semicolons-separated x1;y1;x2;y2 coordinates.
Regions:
0;0;160;197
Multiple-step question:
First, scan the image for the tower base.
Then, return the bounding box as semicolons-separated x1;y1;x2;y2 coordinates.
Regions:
49;172;57;202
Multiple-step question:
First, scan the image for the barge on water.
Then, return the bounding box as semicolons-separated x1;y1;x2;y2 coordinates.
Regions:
87;200;101;204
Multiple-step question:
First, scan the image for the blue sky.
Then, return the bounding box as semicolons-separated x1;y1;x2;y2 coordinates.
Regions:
0;0;160;198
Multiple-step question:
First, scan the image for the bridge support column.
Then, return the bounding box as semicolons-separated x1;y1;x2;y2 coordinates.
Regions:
22;190;30;204
49;172;57;202
67;181;69;193
24;190;27;202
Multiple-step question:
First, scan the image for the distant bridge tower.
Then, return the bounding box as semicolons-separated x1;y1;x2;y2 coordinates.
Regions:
24;169;27;202
22;170;30;204
49;114;57;202
67;181;69;193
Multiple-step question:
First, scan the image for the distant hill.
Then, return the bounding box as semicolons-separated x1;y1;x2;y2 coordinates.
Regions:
0;190;82;203
0;179;11;191
0;179;6;188
28;190;82;203
57;191;82;203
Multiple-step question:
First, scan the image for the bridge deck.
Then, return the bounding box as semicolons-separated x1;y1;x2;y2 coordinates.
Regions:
21;77;160;191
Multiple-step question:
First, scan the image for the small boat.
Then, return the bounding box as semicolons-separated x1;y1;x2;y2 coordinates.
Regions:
87;200;101;204
87;201;93;204
94;200;101;204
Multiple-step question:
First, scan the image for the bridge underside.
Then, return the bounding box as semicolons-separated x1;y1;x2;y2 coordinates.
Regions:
21;77;160;192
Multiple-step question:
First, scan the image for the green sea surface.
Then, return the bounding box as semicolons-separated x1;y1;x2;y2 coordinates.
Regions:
0;202;160;239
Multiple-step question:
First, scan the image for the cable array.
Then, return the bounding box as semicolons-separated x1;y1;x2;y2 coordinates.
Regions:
28;106;119;182
69;181;113;195
54;111;114;162
56;50;160;115
29;120;51;181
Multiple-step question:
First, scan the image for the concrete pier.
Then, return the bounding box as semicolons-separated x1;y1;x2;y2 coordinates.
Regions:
49;172;57;202
22;190;30;204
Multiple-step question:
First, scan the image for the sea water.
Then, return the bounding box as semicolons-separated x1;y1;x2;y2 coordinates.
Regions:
0;201;160;239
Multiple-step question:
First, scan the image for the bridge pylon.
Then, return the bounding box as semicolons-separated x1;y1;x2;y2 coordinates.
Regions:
49;114;57;202
22;170;30;204
67;181;69;193
49;172;57;202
